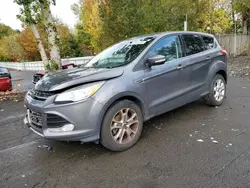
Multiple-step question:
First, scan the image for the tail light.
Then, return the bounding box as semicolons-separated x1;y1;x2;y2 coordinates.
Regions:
220;50;228;56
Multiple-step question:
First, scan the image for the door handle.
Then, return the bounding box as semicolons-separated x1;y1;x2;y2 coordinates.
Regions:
176;64;184;70
205;56;211;60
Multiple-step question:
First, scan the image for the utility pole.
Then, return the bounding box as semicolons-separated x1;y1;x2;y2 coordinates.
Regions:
234;15;237;57
184;14;188;31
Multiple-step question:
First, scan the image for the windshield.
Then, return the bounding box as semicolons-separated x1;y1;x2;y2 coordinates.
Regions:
0;68;8;73
85;36;155;69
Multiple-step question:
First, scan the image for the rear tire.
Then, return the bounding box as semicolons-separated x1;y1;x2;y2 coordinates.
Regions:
205;74;226;106
100;100;143;152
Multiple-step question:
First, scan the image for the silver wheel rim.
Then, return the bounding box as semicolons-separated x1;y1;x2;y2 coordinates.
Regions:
213;79;225;102
110;108;139;144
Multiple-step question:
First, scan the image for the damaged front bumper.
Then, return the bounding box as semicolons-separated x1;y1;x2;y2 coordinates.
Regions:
24;92;105;142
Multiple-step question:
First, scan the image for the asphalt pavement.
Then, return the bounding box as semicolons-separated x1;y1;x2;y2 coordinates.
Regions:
0;76;250;188
10;71;35;92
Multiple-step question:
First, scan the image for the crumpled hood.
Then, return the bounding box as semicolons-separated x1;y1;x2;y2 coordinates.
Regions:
35;67;124;92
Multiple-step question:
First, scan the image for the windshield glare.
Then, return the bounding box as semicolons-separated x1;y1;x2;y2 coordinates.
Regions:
85;37;155;69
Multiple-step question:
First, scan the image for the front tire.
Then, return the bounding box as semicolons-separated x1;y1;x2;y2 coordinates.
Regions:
100;100;143;151
205;74;226;106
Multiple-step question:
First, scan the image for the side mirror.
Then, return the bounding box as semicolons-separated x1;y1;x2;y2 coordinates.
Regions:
147;55;166;67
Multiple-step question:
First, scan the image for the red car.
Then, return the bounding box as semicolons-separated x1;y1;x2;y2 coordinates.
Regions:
33;61;77;84
0;67;12;92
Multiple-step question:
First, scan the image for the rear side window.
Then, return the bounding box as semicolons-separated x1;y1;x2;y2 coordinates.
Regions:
182;35;205;56
201;36;215;50
148;36;182;62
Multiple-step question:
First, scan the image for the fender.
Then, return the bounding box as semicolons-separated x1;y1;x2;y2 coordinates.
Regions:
96;91;150;134
206;60;227;85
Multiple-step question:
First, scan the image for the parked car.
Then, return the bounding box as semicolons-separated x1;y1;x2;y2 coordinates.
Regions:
24;32;227;151
0;67;12;92
32;61;77;84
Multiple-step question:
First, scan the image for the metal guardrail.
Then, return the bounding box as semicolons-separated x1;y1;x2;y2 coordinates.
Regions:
0;56;94;71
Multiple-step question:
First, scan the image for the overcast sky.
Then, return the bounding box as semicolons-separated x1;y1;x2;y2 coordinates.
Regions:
0;0;79;30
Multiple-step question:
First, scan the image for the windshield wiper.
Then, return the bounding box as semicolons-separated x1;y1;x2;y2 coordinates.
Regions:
82;66;107;69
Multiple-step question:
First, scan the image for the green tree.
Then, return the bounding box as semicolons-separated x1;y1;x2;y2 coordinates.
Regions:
233;0;250;34
71;1;93;55
0;24;16;39
82;0;104;52
76;0;234;52
5;34;24;61
15;0;62;70
57;24;85;58
74;24;93;56
0;24;25;61
14;0;49;64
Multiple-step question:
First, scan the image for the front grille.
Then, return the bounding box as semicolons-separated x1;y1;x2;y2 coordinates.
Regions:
47;114;69;128
28;89;54;101
28;109;43;132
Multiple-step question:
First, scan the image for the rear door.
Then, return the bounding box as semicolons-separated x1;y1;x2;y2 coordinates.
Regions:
181;34;213;96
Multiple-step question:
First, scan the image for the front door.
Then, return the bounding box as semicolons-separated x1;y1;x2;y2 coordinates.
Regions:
144;35;191;117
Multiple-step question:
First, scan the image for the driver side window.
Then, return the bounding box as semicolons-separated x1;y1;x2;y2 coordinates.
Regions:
148;36;182;63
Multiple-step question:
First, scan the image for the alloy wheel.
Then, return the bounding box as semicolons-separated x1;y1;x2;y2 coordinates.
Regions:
213;79;225;102
110;108;139;144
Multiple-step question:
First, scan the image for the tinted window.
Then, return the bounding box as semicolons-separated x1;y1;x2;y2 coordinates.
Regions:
148;36;182;62
183;35;205;56
202;36;214;50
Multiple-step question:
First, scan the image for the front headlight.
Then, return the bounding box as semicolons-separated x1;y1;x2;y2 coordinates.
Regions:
55;81;105;103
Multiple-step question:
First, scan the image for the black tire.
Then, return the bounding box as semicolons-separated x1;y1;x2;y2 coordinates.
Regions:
100;100;143;152
205;74;226;106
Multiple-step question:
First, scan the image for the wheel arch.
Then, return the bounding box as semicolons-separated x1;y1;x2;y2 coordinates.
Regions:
207;61;227;85
216;69;227;83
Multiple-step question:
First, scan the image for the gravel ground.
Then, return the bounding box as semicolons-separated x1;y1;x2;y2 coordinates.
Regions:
228;56;250;77
10;71;35;92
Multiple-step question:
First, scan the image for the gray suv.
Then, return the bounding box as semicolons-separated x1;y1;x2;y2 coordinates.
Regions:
24;32;227;151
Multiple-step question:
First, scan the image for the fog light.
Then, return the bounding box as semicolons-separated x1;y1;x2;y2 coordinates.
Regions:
61;124;74;132
48;124;74;133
